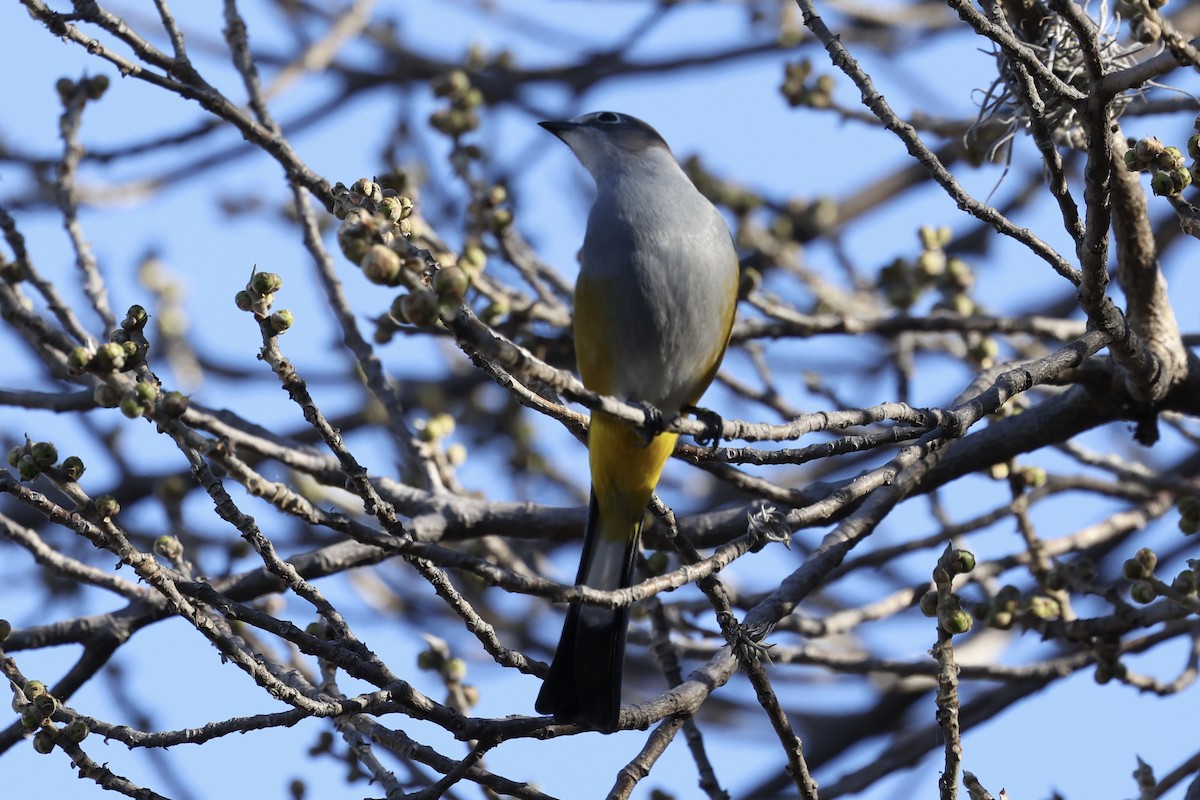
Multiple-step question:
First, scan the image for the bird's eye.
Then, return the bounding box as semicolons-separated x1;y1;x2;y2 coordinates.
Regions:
595;112;621;124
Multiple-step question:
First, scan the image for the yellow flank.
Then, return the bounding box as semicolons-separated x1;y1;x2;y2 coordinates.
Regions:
588;413;678;542
572;273;615;396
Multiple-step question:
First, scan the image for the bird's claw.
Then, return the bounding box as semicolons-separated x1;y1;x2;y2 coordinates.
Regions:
683;403;724;448
632;400;665;445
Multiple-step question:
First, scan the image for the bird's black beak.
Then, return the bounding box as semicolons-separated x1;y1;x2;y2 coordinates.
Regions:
538;119;577;139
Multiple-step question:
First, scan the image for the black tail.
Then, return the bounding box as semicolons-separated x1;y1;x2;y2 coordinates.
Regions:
535;494;639;732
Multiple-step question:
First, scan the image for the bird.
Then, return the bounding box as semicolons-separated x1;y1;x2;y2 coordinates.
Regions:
534;111;739;732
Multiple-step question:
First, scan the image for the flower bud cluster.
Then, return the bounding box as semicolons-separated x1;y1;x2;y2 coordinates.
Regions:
780;59;834;109
234;271;292;336
68;303;154;377
1124;127;1198;198
13;676;90;755
55;74;110;104
429;70;483;137
6;438;89;483
923;547;978;635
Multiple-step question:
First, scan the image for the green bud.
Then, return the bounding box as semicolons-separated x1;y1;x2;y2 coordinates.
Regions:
917;225;941;251
1027;595;1060;620
433;266;469;305
1123;557;1148;580
443;657;467;682
21;705;45;730
373;320;395;345
61;455;85;481
1150;170;1175;196
120;395;144;419
939;607;973;635
486;208;513;232
1171;166;1192;193
432;70;470;98
33;693;57;718
94;494;120;519
1135;547;1157;575
154;535;183;559
29;441;56;465
17;455;40;481
398;290;439;327
916;248;946;277
377;195;403;222
55;77;75;102
32;729;56;754
948;548;975;575
1020;465;1047;488
362;244;402;285
1135;136;1164;163
269;309;294;333
7;445;24;468
996;584;1021;610
944;257;974;291
350;178;380;203
416;650;440;671
988;609;1014;630
1094;662;1113;684
121;339;138;358
397;196;414;219
161;391;189;418
135;382;158;406
0;619;10;641
460;244;487;273
83;73;110;100
250;272;284;295
1188;134;1200;161
1157;145;1185;170
122;304;148;331
23;681;46;700
337;221;369;265
64;719;90;743
1186;513;1200;536
481;299;508;324
93;383;120;408
1123;148;1141;171
93;342;126;372
423;413;456;441
68;346;92;371
918;590;938;617
1130;580;1157;604
235;290;254;312
646;552;669;575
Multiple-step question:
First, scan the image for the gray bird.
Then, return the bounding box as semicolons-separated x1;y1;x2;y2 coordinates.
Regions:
535;111;739;731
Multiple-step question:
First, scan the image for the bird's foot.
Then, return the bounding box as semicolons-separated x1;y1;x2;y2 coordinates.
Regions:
631;400;665;445
683;403;724;448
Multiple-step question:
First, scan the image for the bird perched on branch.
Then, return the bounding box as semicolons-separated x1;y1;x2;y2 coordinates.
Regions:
535;111;739;732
